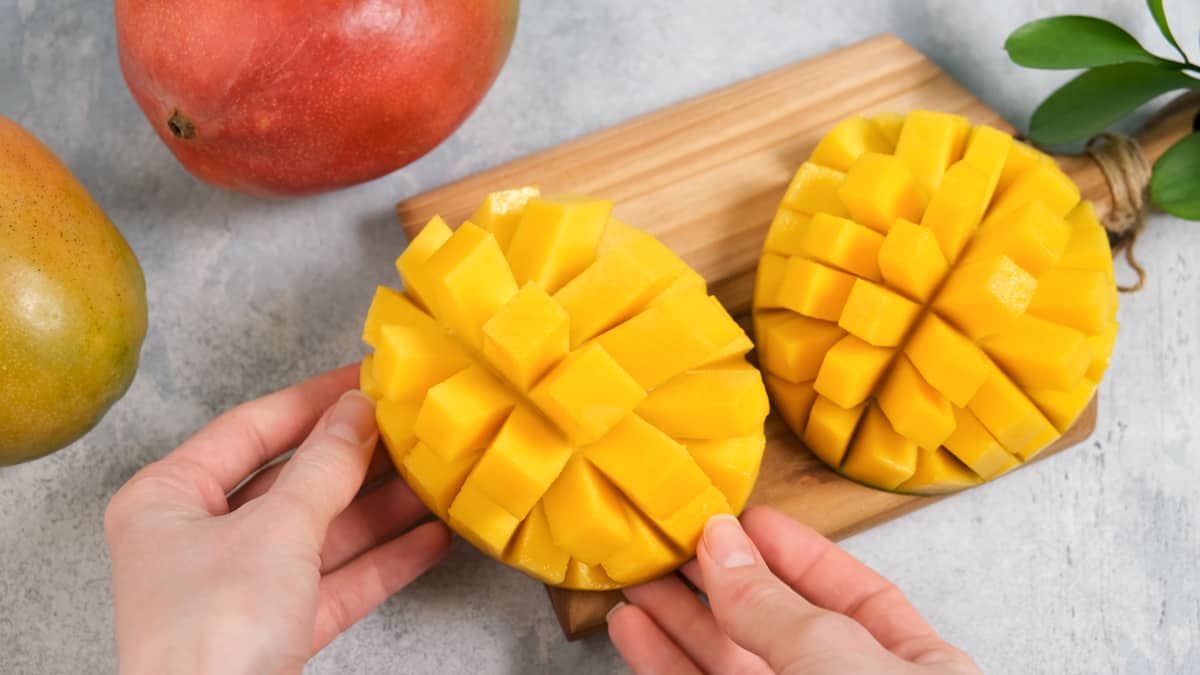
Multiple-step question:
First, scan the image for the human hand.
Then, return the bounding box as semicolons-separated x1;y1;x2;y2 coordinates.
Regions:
105;365;451;675
609;506;981;675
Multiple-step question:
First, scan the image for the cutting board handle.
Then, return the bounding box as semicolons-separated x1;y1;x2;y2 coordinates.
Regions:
1053;90;1200;221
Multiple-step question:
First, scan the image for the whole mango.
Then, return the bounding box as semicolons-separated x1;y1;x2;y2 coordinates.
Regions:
114;0;519;196
0;116;148;465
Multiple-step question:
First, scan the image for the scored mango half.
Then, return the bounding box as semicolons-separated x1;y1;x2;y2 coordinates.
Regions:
362;188;768;589
754;110;1118;494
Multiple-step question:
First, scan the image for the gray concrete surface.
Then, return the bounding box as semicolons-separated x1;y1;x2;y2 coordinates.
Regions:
2;0;1198;673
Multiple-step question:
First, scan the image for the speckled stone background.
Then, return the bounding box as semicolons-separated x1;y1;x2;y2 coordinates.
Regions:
2;1;1198;673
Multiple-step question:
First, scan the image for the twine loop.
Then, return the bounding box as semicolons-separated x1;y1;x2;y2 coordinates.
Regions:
1084;132;1151;292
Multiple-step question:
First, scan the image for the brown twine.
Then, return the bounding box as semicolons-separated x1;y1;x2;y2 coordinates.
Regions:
1084;132;1151;292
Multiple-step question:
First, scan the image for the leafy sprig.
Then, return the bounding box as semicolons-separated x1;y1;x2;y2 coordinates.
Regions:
1005;1;1200;219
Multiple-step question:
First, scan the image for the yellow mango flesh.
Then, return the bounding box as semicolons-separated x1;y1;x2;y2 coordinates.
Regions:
754;111;1118;493
363;190;767;589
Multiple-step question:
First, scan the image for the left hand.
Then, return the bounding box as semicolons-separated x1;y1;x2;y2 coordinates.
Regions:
105;365;451;675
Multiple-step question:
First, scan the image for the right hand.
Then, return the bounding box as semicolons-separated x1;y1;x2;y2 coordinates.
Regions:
609;506;982;675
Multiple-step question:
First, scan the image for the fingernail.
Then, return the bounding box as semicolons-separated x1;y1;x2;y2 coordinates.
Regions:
605;600;627;623
703;514;757;569
325;390;377;445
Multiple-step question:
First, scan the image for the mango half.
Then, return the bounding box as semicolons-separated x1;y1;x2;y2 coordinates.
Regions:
753;110;1117;494
361;188;768;589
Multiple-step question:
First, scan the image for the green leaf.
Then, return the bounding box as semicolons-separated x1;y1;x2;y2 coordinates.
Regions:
1029;63;1199;146
1147;0;1189;64
1151;132;1200;219
1006;16;1169;69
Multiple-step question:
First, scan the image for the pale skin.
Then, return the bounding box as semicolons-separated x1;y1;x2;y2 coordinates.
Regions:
106;366;980;675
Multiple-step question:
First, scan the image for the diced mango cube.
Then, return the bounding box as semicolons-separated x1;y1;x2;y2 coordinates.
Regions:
1027;378;1097;432
838;279;922;347
654;486;732;551
797;213;885;281
753;253;788;310
980;315;1089;391
553;228;686;345
774;257;858;321
764;374;818;435
810;115;893;172
967;363;1058;457
448;485;521;557
813;334;894;408
781;162;850;217
584;414;711;520
424;222;519;348
373;324;470;401
463;405;573;519
878;219;949;302
503;503;570;585
684;436;765;512
987;162;1080;224
541;455;632;565
893;110;971;195
943;406;1020;480
594;291;745;389
376;398;420;467
396;215;454;310
995;140;1049;194
960;125;1012;199
529;343;645;445
403;441;483;519
755;312;845;383
838;152;927;233
482;283;569;390
876;355;956;450
1060;222;1115;277
904;314;989;407
763;208;814;257
870;112;905;149
1086;321;1119;380
563;559;621;591
969;201;1070;277
414;365;516;462
602;504;681;584
1028;268;1114;336
934;254;1035;340
652;267;708;306
842;404;918;490
470;186;540;250
897;448;982;495
803;396;867;468
360;355;382;400
919;162;990;263
506;194;610;293
637;369;769;439
362;286;437;347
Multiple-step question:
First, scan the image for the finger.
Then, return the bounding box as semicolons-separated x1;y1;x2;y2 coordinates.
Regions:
623;576;771;675
312;520;451;653
319;475;431;573
680;560;705;594
607;603;705;675
228;443;395;511
169;364;360;494
268;390;379;538
742;506;970;665
697;514;891;673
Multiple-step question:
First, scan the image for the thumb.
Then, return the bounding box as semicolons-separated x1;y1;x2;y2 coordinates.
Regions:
697;514;883;673
268;390;379;538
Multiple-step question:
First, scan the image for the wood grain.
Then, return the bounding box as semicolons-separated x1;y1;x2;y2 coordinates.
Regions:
392;33;1184;641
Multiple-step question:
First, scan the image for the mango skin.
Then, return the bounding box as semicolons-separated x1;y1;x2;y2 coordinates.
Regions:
0;116;148;465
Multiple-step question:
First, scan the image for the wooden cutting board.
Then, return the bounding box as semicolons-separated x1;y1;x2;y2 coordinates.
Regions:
396;33;1192;640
